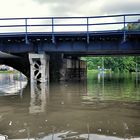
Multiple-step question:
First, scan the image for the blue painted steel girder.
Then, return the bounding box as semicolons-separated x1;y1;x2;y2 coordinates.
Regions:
0;31;140;56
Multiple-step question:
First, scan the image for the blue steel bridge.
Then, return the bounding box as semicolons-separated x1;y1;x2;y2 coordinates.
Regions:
0;14;140;82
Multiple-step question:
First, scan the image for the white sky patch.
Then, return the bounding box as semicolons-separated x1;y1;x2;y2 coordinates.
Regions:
0;0;139;18
0;0;139;33
0;0;51;18
101;0;140;14
76;0;103;16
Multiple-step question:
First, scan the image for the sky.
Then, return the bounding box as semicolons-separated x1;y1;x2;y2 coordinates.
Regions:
0;0;140;18
0;0;139;33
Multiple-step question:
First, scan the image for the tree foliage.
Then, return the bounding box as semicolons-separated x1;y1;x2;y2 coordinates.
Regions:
84;56;140;72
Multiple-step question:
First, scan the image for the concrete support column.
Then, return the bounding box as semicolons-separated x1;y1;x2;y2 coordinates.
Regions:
29;53;49;83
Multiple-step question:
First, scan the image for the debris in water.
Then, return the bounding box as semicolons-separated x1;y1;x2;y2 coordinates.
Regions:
38;132;45;136
9;121;12;126
19;129;26;133
98;128;102;132
123;122;129;130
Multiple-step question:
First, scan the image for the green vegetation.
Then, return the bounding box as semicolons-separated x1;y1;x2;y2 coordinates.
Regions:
84;56;140;73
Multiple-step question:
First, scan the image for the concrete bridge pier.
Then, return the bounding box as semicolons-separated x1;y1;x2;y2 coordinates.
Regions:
29;53;49;83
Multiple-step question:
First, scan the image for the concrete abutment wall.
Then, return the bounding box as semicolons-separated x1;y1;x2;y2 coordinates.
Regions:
60;58;87;81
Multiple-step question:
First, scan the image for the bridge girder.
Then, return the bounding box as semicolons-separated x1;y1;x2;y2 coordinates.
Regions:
0;32;140;56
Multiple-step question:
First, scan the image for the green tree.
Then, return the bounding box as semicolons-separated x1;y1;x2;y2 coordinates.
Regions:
83;56;139;72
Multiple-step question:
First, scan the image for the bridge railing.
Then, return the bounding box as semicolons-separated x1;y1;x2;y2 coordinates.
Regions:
0;14;139;43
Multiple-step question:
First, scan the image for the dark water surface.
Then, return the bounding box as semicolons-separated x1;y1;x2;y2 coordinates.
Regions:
0;72;140;140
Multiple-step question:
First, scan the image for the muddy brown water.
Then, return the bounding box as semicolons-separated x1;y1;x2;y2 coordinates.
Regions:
0;72;140;140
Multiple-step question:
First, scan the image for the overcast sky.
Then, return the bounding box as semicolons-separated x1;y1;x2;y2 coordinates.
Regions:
0;0;140;18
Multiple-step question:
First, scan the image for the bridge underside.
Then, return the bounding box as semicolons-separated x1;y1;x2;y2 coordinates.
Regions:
0;31;140;82
0;55;30;78
0;31;140;56
0;54;87;82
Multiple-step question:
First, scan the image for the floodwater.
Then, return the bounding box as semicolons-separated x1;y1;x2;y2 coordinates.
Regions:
0;72;140;140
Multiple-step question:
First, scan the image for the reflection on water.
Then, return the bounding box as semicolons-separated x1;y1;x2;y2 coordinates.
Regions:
0;72;140;140
29;83;49;114
0;73;27;96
